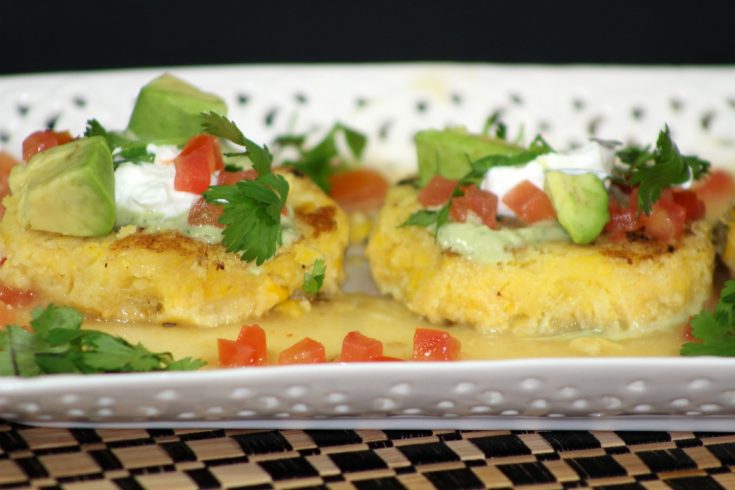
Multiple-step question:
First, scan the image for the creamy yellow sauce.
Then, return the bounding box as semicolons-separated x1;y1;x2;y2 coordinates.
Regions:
88;293;685;368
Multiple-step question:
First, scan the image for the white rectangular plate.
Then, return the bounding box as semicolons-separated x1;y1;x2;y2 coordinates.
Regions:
1;64;735;430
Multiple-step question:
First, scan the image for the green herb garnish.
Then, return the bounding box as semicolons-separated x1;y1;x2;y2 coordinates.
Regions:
200;112;273;176
0;305;205;376
681;280;735;356
482;112;508;140
618;125;710;214
200;112;290;265
84;119;154;167
278;123;367;193
303;259;326;295
203;174;289;265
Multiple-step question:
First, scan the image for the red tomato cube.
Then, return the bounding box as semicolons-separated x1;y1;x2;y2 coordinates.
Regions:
672;190;705;222
236;325;267;366
501;180;556;224
278;338;326;365
187;198;223;227
22;130;73;161
644;198;686;243
174;134;224;194
0;284;35;308
412;328;461;361
218;339;258;367
339;331;384;362
329;168;389;213
418;175;457;206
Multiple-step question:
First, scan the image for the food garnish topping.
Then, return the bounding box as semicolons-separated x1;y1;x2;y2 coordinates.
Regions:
0;304;205;376
275;122;367;193
681;280;735;357
303;259;326;296
200;112;290;265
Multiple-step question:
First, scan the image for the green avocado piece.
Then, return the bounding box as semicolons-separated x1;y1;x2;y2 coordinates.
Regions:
544;171;609;245
9;136;115;237
415;127;522;186
127;74;227;143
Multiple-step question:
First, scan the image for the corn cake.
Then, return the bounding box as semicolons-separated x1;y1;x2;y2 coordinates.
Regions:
367;185;715;338
0;169;349;327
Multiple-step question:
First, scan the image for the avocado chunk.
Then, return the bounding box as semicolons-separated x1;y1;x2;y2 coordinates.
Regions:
9;136;115;237
544;171;609;245
127;74;227;143
415;128;522;186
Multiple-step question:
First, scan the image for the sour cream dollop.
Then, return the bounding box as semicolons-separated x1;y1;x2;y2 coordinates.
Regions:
480;142;616;217
114;144;213;229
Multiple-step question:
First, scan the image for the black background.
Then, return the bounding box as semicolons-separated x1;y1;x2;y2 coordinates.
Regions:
1;0;734;75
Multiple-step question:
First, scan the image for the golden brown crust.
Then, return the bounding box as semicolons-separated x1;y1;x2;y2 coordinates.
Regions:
0;171;349;327
296;205;337;237
367;185;715;338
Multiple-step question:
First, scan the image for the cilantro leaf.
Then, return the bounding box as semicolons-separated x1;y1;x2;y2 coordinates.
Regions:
401;209;440;228
204;172;289;265
620;125;710;214
460;134;554;186
199;112;290;265
84;118;111;141
167;357;207;371
340;124;368;159
0;326;43;376
30;304;83;338
274;134;307;148
482;112;508;140
200;112;273;175
617;145;653;167
0;304;206;376
681;280;735;357
117;143;155;164
303;259;326;295
280;123;367;193
84;119;154;167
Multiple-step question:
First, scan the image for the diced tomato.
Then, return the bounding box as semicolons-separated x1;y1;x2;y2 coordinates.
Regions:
187;198;223;227
22;130;73;162
672;190;705;221
180;134;224;172
644;197;686;243
174;135;224;194
605;198;643;239
418;175;457;206
328;168;389;213
217;169;257;185
278;337;326;365
0;304;15;326
235;325;267;365
411;328;461;362
691;170;735;221
694;169;735;201
0;284;35;308
501;180;556;224
174;157;211;194
218;339;257;368
450;185;498;229
217;324;267;367
339;331;384;362
449;194;470;223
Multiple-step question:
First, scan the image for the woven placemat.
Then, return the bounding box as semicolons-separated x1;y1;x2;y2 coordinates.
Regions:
1;422;734;489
